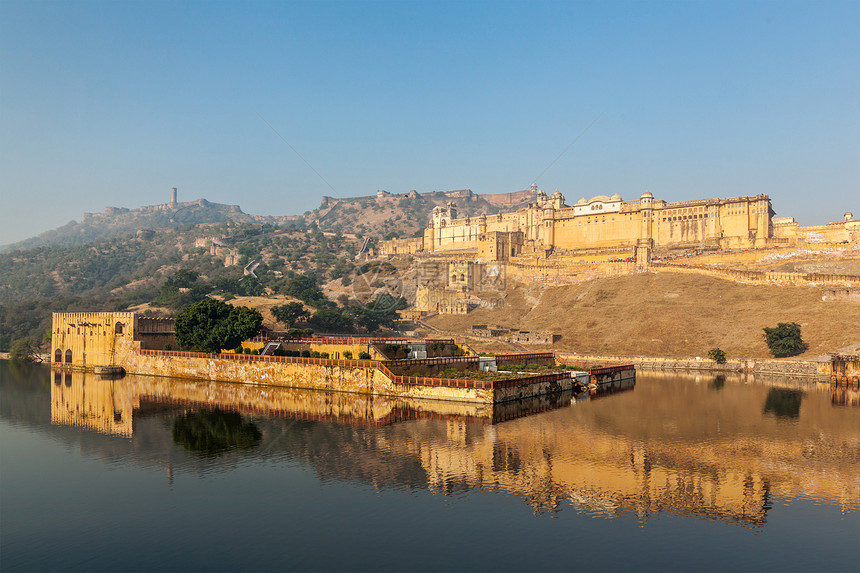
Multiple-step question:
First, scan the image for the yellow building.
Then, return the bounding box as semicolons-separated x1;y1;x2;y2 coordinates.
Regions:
382;185;784;258
52;312;175;369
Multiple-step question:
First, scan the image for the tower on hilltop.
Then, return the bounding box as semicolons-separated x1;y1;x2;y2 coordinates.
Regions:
170;187;177;205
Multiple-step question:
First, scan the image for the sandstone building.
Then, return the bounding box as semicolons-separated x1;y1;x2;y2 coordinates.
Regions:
382;185;858;260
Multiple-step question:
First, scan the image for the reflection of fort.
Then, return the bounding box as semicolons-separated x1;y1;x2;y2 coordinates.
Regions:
49;371;859;527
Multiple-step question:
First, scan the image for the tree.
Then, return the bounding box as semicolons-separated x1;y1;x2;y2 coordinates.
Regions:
10;337;43;363
271;302;309;328
174;299;263;354
763;322;806;357
311;308;353;332
707;348;726;363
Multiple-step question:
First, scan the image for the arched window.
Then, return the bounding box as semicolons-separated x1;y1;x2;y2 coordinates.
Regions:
115;322;123;335
54;349;62;363
64;349;72;363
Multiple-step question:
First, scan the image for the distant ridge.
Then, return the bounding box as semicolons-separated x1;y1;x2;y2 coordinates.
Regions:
3;197;298;252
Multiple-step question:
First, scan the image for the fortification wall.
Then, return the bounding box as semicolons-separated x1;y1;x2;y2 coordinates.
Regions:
651;264;860;286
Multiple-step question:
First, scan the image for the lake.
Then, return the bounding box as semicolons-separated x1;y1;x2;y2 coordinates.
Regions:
1;360;857;572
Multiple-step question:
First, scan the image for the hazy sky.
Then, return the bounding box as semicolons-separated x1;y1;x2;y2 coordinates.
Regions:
1;0;857;245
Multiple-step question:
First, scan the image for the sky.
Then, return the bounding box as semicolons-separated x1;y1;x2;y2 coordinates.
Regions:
1;0;858;245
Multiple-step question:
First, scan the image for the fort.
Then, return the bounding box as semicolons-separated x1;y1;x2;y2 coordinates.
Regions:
50;311;635;404
381;186;859;261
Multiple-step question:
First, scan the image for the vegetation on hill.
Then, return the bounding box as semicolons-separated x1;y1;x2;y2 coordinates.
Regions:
0;214;413;350
309;192;518;240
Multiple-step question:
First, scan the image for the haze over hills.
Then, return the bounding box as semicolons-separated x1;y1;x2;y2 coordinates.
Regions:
2;187;534;252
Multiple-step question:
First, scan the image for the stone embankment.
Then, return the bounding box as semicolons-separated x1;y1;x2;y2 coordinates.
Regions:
557;353;827;379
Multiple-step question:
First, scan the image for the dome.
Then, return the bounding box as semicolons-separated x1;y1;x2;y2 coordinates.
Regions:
576;197;588;205
551;189;564;199
640;191;653;199
589;195;611;203
610;193;622;201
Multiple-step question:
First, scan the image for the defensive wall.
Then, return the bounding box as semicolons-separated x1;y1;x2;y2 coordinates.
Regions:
650;263;860;286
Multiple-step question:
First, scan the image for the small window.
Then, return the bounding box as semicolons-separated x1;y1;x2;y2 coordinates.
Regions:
64;349;72;363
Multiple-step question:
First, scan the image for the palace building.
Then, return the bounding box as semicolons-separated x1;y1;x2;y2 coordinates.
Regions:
382;184;783;260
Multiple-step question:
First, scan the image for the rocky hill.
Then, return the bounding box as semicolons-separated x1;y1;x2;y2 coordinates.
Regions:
309;188;535;239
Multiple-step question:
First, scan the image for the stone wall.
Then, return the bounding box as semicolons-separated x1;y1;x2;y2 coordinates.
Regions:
556;352;828;378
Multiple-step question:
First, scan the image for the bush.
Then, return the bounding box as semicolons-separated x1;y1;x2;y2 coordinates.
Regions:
301;350;311;358
358;351;371;360
763;322;806;357
707;348;726;363
343;351;353;360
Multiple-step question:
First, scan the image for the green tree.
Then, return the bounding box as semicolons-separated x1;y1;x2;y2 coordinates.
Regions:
763;322;806;357
707;348;726;363
174;299;263;353
312;308;353;332
271;302;309;328
9;337;43;363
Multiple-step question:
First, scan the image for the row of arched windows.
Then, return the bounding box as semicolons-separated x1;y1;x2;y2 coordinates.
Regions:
54;349;72;363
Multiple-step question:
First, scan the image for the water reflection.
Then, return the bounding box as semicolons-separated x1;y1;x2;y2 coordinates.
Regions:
11;365;860;528
172;409;262;457
763;388;804;419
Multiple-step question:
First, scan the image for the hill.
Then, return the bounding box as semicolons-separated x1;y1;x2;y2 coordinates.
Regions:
309;188;534;240
424;272;860;359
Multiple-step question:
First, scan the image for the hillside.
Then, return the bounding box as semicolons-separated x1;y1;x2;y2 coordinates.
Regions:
309;189;533;239
425;272;860;359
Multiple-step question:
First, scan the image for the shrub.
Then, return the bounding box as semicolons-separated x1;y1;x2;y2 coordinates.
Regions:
243;347;251;354
310;351;321;358
707;348;726;363
763;322;806;357
301;350;311;358
320;352;329;359
343;351;353;360
358;351;371;360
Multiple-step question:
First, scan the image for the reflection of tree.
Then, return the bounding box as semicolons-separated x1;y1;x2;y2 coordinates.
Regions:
709;375;726;391
763;389;804;419
172;409;261;456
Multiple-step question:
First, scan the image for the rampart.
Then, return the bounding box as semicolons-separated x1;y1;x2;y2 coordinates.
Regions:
651;263;860;286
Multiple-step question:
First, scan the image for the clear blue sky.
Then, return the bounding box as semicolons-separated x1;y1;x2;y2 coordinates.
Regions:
1;0;857;245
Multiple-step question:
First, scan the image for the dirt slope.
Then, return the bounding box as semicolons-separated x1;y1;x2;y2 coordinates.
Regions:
426;272;860;359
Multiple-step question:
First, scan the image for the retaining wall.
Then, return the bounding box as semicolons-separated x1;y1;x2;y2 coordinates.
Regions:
557;352;827;378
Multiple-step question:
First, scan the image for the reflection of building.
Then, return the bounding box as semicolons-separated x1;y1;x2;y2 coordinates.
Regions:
47;370;859;526
50;371;577;437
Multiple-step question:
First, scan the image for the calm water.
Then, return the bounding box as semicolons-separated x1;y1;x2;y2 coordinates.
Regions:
1;361;858;572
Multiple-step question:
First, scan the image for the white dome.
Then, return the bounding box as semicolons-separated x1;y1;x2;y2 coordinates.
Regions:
610;193;622;201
